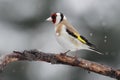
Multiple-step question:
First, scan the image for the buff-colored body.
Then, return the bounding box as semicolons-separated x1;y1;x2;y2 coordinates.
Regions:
55;20;89;51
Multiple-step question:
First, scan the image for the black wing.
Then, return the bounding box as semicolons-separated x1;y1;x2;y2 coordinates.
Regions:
66;28;95;47
80;35;95;47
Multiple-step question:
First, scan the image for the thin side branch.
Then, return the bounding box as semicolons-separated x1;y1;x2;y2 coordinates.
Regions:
0;50;120;80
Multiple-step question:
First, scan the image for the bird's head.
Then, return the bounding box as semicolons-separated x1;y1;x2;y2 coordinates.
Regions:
46;12;66;25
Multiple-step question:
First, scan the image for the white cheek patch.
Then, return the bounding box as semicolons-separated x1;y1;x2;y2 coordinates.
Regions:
55;13;61;25
55;16;61;25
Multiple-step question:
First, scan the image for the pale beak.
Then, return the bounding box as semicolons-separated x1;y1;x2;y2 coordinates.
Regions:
46;17;52;21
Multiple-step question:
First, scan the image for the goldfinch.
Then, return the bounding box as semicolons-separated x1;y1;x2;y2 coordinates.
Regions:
46;12;102;54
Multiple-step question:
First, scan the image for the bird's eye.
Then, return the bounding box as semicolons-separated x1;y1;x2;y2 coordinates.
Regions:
51;14;56;19
52;16;56;19
51;13;57;23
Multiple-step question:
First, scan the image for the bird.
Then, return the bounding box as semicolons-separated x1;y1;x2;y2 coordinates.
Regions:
46;12;102;54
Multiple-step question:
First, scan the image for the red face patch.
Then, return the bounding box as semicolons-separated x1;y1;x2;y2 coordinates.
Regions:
51;13;57;24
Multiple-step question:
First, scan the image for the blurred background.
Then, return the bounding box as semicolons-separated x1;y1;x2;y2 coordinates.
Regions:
0;0;120;80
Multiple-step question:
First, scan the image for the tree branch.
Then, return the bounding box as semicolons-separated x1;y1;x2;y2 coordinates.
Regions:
0;49;120;80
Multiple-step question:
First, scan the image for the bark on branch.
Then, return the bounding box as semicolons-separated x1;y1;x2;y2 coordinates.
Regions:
0;49;120;80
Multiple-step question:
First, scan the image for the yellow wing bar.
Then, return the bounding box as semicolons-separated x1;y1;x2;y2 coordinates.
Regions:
66;28;87;44
74;33;86;44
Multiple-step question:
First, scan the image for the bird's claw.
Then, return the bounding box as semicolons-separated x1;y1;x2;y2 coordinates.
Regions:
60;50;70;56
74;54;78;59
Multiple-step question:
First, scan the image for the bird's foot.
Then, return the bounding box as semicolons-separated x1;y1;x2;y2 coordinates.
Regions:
74;54;78;59
60;50;70;56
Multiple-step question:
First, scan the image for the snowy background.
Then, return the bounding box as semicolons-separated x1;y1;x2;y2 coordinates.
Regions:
0;0;120;80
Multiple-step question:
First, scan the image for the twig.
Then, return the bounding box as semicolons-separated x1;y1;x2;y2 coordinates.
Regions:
0;49;120;80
